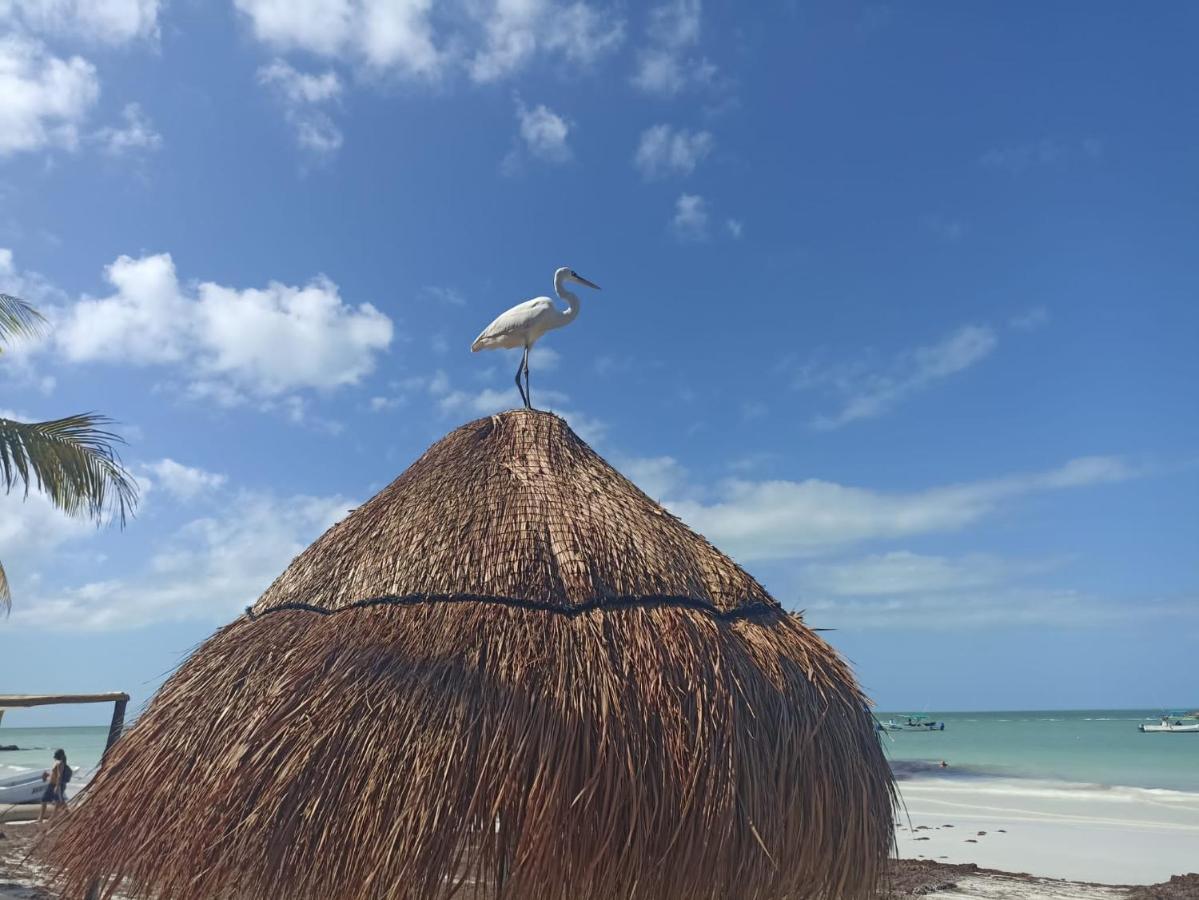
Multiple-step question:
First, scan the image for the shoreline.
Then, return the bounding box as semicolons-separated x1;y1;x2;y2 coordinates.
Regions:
894;774;1199;885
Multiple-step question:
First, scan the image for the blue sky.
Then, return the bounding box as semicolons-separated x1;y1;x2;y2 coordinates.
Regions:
2;1;1197;724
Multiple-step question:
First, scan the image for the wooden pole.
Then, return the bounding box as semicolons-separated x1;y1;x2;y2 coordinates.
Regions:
86;697;130;900
102;698;127;761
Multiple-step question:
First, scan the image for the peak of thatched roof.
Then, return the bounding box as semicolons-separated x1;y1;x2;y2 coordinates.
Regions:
252;409;776;617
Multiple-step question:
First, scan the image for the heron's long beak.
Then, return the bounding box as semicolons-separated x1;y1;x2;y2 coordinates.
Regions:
573;274;601;290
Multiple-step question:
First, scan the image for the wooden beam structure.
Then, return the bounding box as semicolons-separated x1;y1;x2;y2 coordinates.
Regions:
0;693;131;758
0;692;129;708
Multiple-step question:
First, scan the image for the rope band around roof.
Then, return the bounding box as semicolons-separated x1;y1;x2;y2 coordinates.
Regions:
244;592;779;623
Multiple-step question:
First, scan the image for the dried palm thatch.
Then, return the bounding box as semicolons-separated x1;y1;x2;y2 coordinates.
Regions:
41;410;894;900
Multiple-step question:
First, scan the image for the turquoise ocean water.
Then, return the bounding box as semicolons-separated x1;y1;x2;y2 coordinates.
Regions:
878;709;1199;793
1;725;112;785
3;709;1197;794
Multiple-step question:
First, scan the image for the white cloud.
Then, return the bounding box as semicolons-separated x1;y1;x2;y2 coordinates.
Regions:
795;550;1080;629
51;252;394;404
0;484;94;565
365;361;607;440
634;124;712;179
440;385;526;416
664;455;1141;562
427;368;450;395
470;0;623;82
671;193;708;241
469;9;535;84
800;550;1048;597
427;368;606;442
1;0;161;44
790;324;998;429
796;547;1197;631
357;0;442;73
4;454;1150;635
368;394;404;412
141;459;227;501
0;33;99;156
367;367;452;413
55;253;190;364
802;586;1196;631
555;408;606;444
515;99;571;163
726;218;742;238
258;59;341;104
645;0;700;46
631;0;712;97
233;0;353;57
620;455;686;500
93;101;161;155
7;489;352;630
233;0;621;82
631;50;684;96
0;435;130;607
293;118;343;157
540;1;625;67
257;59;343;158
233;0;441;75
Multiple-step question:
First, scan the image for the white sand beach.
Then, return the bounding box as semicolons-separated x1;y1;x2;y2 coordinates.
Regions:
894;776;1199;884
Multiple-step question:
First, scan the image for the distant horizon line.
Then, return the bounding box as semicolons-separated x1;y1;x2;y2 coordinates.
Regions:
4;704;1198;730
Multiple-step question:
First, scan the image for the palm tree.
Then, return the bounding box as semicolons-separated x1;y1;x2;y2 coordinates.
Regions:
0;293;138;612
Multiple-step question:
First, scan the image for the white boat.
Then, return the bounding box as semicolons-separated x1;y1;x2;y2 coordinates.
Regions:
1139;716;1199;733
879;714;945;732
0;768;48;805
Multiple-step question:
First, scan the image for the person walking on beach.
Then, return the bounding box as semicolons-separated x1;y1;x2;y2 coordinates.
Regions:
38;748;71;824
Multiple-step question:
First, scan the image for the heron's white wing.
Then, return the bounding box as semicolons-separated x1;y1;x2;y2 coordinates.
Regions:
471;297;557;351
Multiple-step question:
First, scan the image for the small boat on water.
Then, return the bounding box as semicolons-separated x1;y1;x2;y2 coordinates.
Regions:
1139;714;1199;734
0;768;47;805
878;714;945;732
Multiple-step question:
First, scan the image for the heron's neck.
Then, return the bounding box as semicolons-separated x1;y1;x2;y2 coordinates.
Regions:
554;277;581;323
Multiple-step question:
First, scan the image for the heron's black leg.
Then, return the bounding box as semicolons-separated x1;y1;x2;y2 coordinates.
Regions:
522;345;532;409
514;353;528;409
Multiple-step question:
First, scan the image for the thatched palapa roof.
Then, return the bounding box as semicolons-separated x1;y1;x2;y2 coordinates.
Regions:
43;410;895;900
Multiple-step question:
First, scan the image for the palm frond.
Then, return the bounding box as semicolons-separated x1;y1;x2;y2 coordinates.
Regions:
0;293;47;350
0;559;9;613
0;413;139;526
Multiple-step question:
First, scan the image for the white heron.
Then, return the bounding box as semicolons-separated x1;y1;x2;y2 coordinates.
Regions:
471;267;601;409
